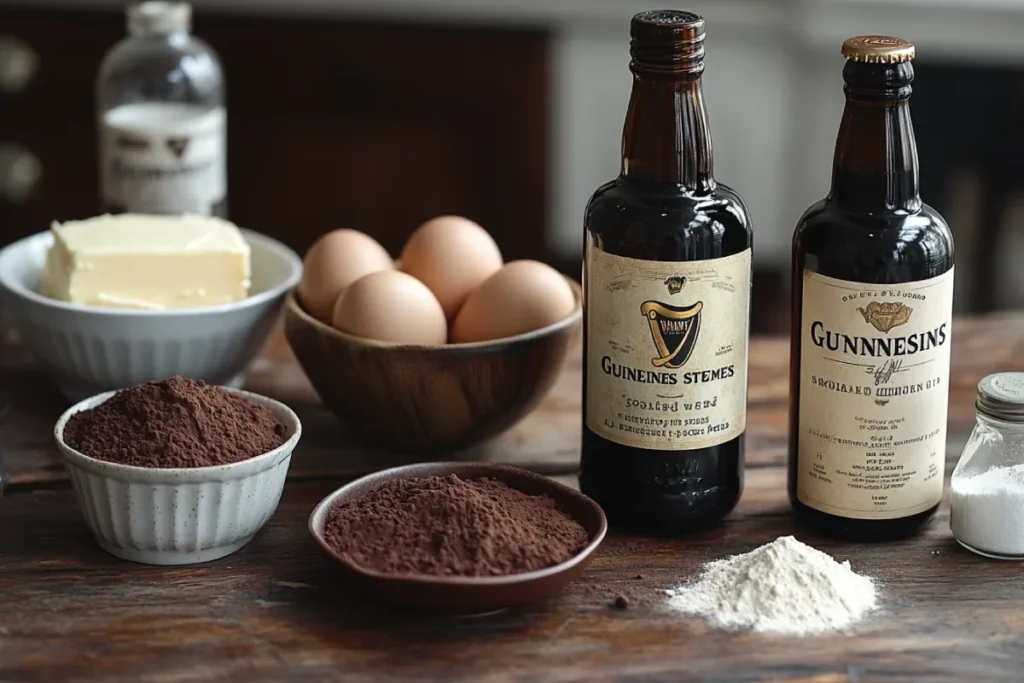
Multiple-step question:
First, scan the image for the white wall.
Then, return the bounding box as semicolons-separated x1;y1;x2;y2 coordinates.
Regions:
548;24;625;259
546;0;1024;270
549;14;844;268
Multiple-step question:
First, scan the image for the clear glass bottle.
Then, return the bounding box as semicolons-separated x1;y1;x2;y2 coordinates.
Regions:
950;373;1024;559
96;1;226;217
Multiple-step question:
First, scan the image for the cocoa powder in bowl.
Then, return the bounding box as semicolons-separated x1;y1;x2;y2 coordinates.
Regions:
323;474;590;577
62;376;287;468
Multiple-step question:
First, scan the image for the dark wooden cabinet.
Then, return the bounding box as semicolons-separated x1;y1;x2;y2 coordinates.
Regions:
0;8;549;261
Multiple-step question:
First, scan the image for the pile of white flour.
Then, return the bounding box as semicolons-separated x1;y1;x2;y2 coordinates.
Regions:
665;535;878;635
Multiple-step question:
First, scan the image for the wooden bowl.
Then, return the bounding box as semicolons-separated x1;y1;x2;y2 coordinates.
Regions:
283;278;582;453
308;462;607;615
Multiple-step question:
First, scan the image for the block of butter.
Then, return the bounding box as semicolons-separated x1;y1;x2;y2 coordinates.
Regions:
41;213;251;310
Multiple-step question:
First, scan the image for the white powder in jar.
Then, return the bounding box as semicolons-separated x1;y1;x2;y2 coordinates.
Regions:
665;536;878;636
950;462;1024;557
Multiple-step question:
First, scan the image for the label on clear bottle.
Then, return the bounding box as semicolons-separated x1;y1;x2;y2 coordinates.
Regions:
796;268;954;519
585;248;751;451
100;102;226;215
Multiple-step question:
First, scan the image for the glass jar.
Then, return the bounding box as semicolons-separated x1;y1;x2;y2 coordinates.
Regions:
96;1;226;217
950;372;1024;559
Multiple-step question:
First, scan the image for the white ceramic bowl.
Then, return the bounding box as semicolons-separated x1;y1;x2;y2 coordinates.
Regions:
0;228;302;401
53;386;302;566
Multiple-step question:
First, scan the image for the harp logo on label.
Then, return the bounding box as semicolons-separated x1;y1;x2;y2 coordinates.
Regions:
641;300;702;369
598;293;736;386
638;298;736;384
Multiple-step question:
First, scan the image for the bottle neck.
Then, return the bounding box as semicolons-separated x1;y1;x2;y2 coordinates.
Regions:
132;29;191;44
128;2;192;35
620;72;714;192
829;95;921;213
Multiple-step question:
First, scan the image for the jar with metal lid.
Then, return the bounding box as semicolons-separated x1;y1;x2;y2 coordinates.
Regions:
950;372;1024;559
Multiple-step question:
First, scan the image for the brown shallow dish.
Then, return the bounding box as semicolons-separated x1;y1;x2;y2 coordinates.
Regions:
308;462;608;615
283;279;581;454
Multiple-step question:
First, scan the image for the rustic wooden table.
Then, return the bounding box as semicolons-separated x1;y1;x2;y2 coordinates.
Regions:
2;314;1023;682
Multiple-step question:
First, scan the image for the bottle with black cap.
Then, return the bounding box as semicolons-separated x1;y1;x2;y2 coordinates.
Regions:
788;36;955;540
580;10;754;533
97;1;226;217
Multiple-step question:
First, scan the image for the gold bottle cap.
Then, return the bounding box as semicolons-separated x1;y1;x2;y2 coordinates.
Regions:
841;36;915;64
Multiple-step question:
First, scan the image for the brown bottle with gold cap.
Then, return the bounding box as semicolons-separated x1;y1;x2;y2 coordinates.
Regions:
788;36;955;540
580;10;753;533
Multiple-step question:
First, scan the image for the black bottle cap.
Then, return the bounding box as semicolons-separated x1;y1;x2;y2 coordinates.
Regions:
630;10;705;73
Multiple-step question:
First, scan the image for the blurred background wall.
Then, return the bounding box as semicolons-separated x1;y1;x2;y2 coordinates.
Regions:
3;0;1024;333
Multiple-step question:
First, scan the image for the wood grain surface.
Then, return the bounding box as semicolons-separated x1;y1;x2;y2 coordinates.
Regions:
6;313;1010;489
3;313;1024;682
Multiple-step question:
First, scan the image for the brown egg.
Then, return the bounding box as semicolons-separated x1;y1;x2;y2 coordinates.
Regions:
451;260;576;343
332;270;447;345
299;229;394;323
400;215;503;321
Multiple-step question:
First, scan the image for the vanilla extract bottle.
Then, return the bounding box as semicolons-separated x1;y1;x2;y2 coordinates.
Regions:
97;1;226;217
788;36;955;540
580;10;754;533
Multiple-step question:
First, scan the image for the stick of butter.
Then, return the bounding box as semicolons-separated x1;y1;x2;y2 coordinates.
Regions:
41;213;251;310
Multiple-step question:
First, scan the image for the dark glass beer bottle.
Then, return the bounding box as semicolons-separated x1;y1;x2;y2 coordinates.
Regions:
580;10;753;533
789;36;955;540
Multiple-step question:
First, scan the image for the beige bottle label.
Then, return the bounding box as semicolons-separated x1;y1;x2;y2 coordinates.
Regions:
101;102;226;216
796;268;954;520
585;248;751;451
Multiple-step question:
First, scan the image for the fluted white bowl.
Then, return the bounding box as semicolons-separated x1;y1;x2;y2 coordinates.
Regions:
53;386;302;566
0;228;302;401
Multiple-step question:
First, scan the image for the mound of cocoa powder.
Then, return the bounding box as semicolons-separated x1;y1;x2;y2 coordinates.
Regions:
63;376;287;468
324;474;590;577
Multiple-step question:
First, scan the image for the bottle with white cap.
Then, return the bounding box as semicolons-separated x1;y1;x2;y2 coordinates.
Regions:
96;1;226;217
